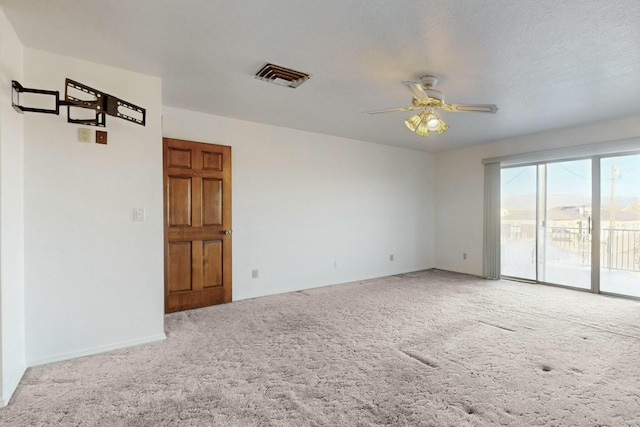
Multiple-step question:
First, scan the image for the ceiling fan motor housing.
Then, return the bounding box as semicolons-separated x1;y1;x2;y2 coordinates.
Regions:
420;76;444;102
420;75;438;88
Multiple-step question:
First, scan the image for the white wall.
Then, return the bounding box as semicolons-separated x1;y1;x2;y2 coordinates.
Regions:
23;49;165;365
0;6;25;405
434;114;640;275
163;107;435;301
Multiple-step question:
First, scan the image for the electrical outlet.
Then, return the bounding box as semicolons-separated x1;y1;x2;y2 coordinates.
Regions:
463;253;468;260
252;269;259;279
133;208;145;222
334;261;338;269
390;254;394;261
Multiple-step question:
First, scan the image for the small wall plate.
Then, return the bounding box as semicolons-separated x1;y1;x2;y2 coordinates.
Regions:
96;130;107;144
77;127;91;143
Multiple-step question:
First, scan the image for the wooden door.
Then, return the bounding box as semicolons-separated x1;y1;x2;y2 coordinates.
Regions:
163;138;232;313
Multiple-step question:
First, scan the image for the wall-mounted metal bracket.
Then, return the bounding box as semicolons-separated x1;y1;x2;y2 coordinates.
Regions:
11;79;146;127
11;80;61;115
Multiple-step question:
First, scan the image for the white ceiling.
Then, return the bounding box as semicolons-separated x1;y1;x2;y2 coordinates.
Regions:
2;0;640;152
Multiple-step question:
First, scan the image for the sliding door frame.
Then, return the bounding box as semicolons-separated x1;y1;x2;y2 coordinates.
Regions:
594;152;640;301
536;164;546;285
590;158;601;294
500;152;638;296
486;137;640;298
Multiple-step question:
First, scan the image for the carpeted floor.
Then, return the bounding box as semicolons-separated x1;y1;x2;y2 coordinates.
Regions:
2;269;640;426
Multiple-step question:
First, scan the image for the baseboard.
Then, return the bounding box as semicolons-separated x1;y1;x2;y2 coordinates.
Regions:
233;266;434;302
1;363;27;406
27;333;166;368
433;265;482;277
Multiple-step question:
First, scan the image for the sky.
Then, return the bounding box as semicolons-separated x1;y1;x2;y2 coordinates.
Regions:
501;153;640;201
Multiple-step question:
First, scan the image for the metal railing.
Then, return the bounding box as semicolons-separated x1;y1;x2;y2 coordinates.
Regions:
601;228;640;272
502;225;640;272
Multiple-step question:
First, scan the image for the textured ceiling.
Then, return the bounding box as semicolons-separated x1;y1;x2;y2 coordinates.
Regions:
2;0;640;152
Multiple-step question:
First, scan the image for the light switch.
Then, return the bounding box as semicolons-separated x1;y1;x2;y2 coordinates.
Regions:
133;208;145;222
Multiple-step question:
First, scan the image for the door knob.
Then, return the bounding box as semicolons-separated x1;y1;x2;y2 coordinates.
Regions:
222;230;233;235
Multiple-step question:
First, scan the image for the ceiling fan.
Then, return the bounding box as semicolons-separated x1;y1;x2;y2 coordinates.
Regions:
366;75;498;137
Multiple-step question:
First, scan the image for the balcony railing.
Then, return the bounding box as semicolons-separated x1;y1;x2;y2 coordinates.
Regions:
601;228;640;272
502;225;640;272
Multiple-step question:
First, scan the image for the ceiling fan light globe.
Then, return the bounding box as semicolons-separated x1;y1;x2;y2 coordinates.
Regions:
437;121;449;134
415;122;430;137
426;117;440;131
404;114;421;131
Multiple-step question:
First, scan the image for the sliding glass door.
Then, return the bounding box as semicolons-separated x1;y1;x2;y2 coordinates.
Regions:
600;154;640;297
541;160;592;289
502;152;640;297
501;166;537;280
501;160;592;288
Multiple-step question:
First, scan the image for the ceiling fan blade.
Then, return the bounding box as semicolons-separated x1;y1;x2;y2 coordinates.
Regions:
446;103;498;113
401;81;429;99
364;106;421;114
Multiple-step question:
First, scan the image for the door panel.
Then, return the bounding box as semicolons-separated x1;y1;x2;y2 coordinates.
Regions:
600;154;640;297
163;138;232;313
168;242;192;293
203;240;223;288
541;159;592;289
202;151;223;170
500;165;537;280
167;147;192;168
167;177;192;226
501;160;592;289
202;178;222;225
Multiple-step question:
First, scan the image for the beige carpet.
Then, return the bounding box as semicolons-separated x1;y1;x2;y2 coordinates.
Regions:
3;269;640;426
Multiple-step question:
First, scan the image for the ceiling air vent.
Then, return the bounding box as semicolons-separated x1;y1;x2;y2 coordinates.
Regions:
254;63;310;88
